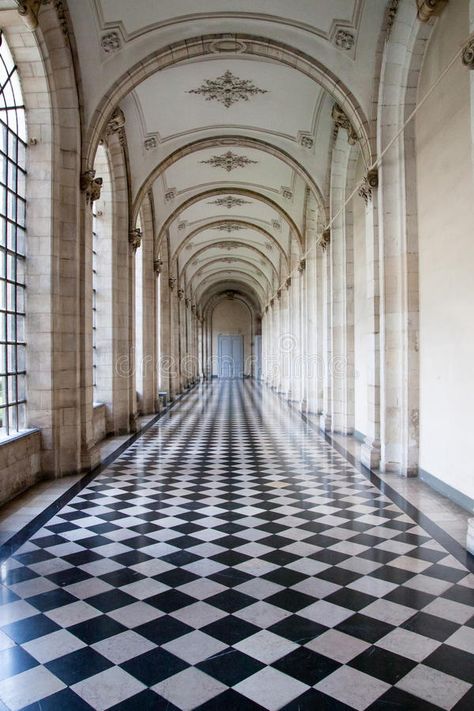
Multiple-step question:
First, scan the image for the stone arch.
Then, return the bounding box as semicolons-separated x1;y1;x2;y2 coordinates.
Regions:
131;135;327;225
180;243;279;280
188;256;272;292
174;219;288;267
84;34;372;173
157;188;304;253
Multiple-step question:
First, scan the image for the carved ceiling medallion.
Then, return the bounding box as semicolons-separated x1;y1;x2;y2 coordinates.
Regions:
200;151;257;172
213;223;245;233
187;70;268;108
208;195;251;209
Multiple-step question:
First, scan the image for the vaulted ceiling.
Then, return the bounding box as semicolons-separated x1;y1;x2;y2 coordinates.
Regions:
67;0;389;310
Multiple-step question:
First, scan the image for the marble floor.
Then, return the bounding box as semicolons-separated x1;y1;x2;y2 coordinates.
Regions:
0;381;472;710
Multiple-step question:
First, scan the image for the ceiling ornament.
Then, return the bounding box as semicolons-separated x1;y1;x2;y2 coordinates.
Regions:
187;70;268;108
334;29;355;50
178;221;187;231
265;242;273;251
213;223;245;233
185;242;194;250
209;39;247;54
216;241;241;250
144;136;158;150
271;220;281;231
200;151;257;172
332;104;358;145
207;195;251;209
297;131;314;149
281;187;293;200
101;31;121;54
164;189;176;202
221;257;239;264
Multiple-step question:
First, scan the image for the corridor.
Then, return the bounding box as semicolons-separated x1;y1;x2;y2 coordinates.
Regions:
0;382;472;710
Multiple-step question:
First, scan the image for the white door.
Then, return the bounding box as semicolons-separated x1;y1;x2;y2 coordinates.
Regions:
218;335;244;378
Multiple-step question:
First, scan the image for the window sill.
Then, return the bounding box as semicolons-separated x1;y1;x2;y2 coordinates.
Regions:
0;428;40;447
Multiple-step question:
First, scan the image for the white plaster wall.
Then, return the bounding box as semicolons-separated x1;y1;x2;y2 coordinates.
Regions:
352;155;368;438
416;0;474;502
211;299;252;377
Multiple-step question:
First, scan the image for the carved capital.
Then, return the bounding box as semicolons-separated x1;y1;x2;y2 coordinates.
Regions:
153;258;163;275
270;298;274;308
177;288;184;301
358;169;378;205
276;289;282;301
17;0;42;30
285;276;292;289
462;39;474;69
298;259;306;274
191;303;197;315
416;0;448;22
331;104;358;145
81;170;102;206
168;276;176;291
320;229;331;251
129;228;142;252
106;108;125;137
184;297;190;309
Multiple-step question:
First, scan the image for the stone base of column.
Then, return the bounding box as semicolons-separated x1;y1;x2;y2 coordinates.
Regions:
361;438;381;470
319;413;331;432
467;519;474;555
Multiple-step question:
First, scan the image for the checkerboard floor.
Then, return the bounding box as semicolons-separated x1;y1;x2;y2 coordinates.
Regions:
0;381;473;710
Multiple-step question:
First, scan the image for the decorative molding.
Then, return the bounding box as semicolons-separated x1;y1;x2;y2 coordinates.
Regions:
168;276;176;290
153;259;163;274
271;220;281;231
216;241;241;250
358;169;379;204
221;257;238;264
209;38;247;54
416;0;448;22
462;39;474;69
101;31;121;54
144;136;158;150
281;187;293;200
320;228;331;251
334;29;355;50
332;104;358;144
207;195;251;209
298;259;306;273
200;150;257;172
187;70;268;108
225;290;236;300
212;223;245;233
129;228;142;252
80;170;102;206
297;131;314;149
164;189;176;203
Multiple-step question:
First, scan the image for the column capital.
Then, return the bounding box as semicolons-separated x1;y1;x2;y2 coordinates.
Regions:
320;228;330;251
184;297;190;309
177;288;184;301
81;170;102;206
276;288;282;300
129;228;142;252
153;258;163;274
168;276;176;291
462;39;474;69
358;168;378;204
331;103;358;145
416;0;448;23
298;259;306;274
285;276;292;289
105;107;126;145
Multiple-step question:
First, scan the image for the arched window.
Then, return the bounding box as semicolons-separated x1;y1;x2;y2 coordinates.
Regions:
0;33;26;437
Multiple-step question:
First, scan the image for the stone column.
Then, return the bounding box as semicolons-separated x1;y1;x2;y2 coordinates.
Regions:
360;174;382;469
304;191;320;413
280;281;290;397
138;200;158;415
330;130;354;434
319;230;332;432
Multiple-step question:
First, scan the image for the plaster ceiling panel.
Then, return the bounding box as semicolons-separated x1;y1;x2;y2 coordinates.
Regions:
164;148;293;195
177;198;285;227
133;59;322;141
97;0;358;38
181;232;281;268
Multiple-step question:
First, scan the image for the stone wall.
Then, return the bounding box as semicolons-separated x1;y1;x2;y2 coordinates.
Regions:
0;432;42;507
